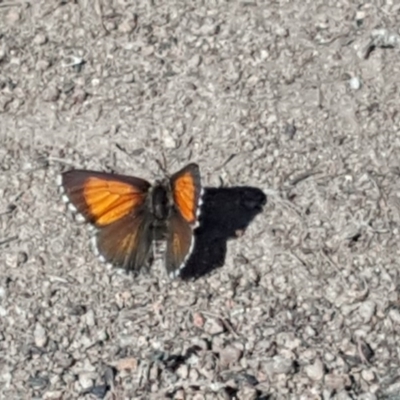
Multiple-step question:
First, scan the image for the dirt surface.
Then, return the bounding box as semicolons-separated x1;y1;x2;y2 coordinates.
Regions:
1;1;400;399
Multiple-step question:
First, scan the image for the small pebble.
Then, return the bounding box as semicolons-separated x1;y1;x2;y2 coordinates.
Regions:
335;391;353;400
17;251;28;266
142;45;154;56
324;352;335;362
29;375;49;389
370;28;399;48
361;369;375;382
0;47;6;62
123;73;135;83
72;87;87;104
149;364;159;381
116;357;138;371
324;374;350;390
305;358;325;381
78;372;94;389
204;318;225;335
176;364;189;379
273;355;293;374
349;77;362;90
389;308;400;324
188;54;202;68
304;326;316;337
174;389;186;400
358;300;376;323
104;20;117;31
89;385;109;398
211;336;224;353
34;322;48;348
118;17;137;33
219;345;242;367
96;329;107;342
36;59;51;71
33;33;47;45
7;10;20;24
85;309;95;327
43;391;63;400
163;135;176;149
355;10;366;23
189;367;199;381
42;86;60;102
236;387;258;400
358;395;377;400
192;312;205;328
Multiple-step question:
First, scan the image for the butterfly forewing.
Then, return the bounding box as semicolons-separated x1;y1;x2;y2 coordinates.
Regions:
170;163;202;226
61;170;151;226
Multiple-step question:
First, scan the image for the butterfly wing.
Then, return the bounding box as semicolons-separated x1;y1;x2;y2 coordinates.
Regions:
170;163;202;226
166;163;202;277
59;169;154;271
165;209;194;278
60;170;151;226
94;211;154;271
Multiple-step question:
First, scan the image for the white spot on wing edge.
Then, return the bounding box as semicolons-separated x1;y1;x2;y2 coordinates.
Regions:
68;202;78;213
90;235;107;264
56;174;63;187
87;225;96;233
192;186;204;229
74;213;86;223
90;236;99;256
105;262;114;271
169;270;179;279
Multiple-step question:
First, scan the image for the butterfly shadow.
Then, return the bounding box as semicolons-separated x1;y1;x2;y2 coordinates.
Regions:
180;186;267;280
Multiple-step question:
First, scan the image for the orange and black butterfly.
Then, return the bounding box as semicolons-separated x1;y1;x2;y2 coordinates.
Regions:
58;163;202;278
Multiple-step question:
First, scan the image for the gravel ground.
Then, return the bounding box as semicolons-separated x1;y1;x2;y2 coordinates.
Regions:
1;1;400;399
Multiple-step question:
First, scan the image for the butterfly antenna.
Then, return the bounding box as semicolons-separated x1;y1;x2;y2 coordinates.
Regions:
155;150;170;177
155;157;167;177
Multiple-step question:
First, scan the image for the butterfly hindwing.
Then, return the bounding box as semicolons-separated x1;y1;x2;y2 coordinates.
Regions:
165;209;194;278
60;170;151;227
95;210;154;272
170;163;202;226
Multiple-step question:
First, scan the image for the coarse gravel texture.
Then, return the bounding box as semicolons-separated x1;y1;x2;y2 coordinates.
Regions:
1;1;400;399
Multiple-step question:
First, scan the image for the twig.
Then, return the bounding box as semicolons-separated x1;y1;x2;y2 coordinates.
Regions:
201;311;238;337
0;236;18;246
287;170;321;187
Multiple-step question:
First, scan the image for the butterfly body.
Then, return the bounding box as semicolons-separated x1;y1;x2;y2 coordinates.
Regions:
59;163;202;278
150;182;173;222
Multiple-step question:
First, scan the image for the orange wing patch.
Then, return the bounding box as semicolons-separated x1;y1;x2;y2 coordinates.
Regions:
83;177;146;226
172;173;197;224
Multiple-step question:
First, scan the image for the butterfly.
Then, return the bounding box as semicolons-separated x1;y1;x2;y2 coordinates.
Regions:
58;163;203;278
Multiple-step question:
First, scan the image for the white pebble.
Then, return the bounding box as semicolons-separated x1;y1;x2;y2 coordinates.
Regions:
305;358;324;381
163;135;176;149
349;77;362;90
389;309;400;324
358;300;376;323
78;372;94;389
34;322;48;347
